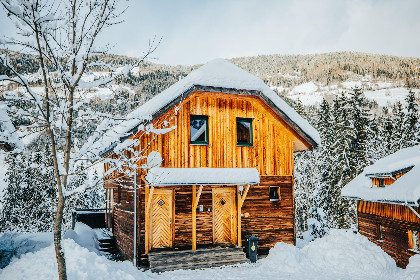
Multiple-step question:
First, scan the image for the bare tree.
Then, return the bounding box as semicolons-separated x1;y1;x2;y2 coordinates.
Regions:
0;1;158;279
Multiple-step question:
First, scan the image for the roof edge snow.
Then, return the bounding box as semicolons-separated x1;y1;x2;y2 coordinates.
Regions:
145;167;260;186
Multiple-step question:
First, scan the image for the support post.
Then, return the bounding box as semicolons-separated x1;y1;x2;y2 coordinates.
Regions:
237;185;250;247
192;185;203;250
237;186;242;247
145;185;154;254
105;188;109;231
192;185;197;250
133;171;137;266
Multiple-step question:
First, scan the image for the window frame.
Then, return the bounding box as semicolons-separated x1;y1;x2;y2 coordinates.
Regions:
408;230;420;252
236;117;253;146
377;223;383;241
269;186;281;202
190;115;209;145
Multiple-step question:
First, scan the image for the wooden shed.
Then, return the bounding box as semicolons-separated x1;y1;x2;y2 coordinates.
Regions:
91;59;320;269
342;145;420;268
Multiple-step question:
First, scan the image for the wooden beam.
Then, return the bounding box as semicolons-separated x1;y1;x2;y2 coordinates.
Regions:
145;185;154;254
192;185;197;250
237;186;242;247
237;185;251;247
193;185;203;209
240;185;250;208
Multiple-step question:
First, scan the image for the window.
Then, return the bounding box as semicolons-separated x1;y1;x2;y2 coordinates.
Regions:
190;115;208;144
269;186;281;201
237;118;253;146
378;178;385;188
408;230;420;252
377;223;383;241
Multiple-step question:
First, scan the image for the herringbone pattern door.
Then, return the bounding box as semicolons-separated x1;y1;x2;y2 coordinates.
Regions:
213;188;237;244
150;189;173;249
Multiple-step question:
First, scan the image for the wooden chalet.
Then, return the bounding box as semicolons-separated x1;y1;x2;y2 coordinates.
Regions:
342;145;420;268
91;59;320;269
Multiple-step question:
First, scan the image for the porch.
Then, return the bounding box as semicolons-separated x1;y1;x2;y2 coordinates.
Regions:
142;167;260;254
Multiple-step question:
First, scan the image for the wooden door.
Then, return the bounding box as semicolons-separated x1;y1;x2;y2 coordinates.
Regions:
213;188;237;244
150;189;174;250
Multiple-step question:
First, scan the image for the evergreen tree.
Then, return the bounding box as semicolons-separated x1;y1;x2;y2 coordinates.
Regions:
404;91;419;146
349;88;370;174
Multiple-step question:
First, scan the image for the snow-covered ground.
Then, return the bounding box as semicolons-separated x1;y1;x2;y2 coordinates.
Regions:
1;226;419;280
282;80;419;107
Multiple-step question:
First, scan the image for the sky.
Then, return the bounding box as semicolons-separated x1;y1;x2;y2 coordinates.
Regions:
1;0;420;66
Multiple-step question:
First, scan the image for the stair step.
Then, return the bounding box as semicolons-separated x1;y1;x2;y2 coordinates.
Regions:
151;258;248;273
148;247;243;260
148;247;248;272
150;252;246;266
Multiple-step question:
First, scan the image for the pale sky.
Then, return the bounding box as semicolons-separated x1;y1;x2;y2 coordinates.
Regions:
1;0;420;65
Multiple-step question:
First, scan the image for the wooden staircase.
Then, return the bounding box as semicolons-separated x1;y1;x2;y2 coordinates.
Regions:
96;230;125;261
148;247;248;273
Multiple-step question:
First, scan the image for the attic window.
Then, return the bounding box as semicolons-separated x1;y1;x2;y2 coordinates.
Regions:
378;178;385;188
237;118;253;146
190;115;208;145
269;186;281;201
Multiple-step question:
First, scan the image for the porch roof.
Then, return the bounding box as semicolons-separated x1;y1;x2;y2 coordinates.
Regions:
145;167;260;186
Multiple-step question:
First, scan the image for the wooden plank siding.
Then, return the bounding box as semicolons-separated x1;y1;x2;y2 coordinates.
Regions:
121;91;299;175
104;91;306;264
358;211;419;268
358;200;420;268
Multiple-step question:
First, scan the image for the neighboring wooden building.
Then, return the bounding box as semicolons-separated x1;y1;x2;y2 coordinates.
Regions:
90;59;320;267
342;145;420;268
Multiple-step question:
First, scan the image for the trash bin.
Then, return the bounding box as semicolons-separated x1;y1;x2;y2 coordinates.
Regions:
246;236;259;263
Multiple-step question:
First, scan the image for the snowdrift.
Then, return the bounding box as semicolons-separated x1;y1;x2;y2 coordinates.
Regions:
1;229;419;280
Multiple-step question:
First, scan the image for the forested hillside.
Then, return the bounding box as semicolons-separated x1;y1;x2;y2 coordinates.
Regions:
0;51;419;236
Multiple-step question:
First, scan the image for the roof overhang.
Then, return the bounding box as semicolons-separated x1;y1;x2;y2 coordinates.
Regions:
365;165;414;178
144;167;260;186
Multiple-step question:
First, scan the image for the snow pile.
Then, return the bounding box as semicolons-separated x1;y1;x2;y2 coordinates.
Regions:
63;222;100;254
145;167;260;186
402;255;420;279
166;230;401;280
342;145;420;205
86;59;321;157
258;230;399;279
0;232;52;269
2;229;413;280
0;238;154;280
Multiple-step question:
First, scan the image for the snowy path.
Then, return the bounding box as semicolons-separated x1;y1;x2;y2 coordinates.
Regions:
0;229;419;280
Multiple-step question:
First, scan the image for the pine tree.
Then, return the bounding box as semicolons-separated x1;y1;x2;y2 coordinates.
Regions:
349;88;370;175
404;91;419;147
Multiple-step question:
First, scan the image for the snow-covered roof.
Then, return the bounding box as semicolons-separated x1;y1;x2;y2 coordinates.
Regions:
86;59;320;157
0;102;23;151
145;167;260;186
341;145;420;206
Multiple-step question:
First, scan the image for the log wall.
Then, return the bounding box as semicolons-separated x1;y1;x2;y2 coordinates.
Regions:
357;201;420;268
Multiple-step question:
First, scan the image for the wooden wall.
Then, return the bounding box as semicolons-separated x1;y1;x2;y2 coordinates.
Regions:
104;91;310;263
357;201;420;268
132;175;294;262
371;172;406;187
124;91;303;176
241;176;295;253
